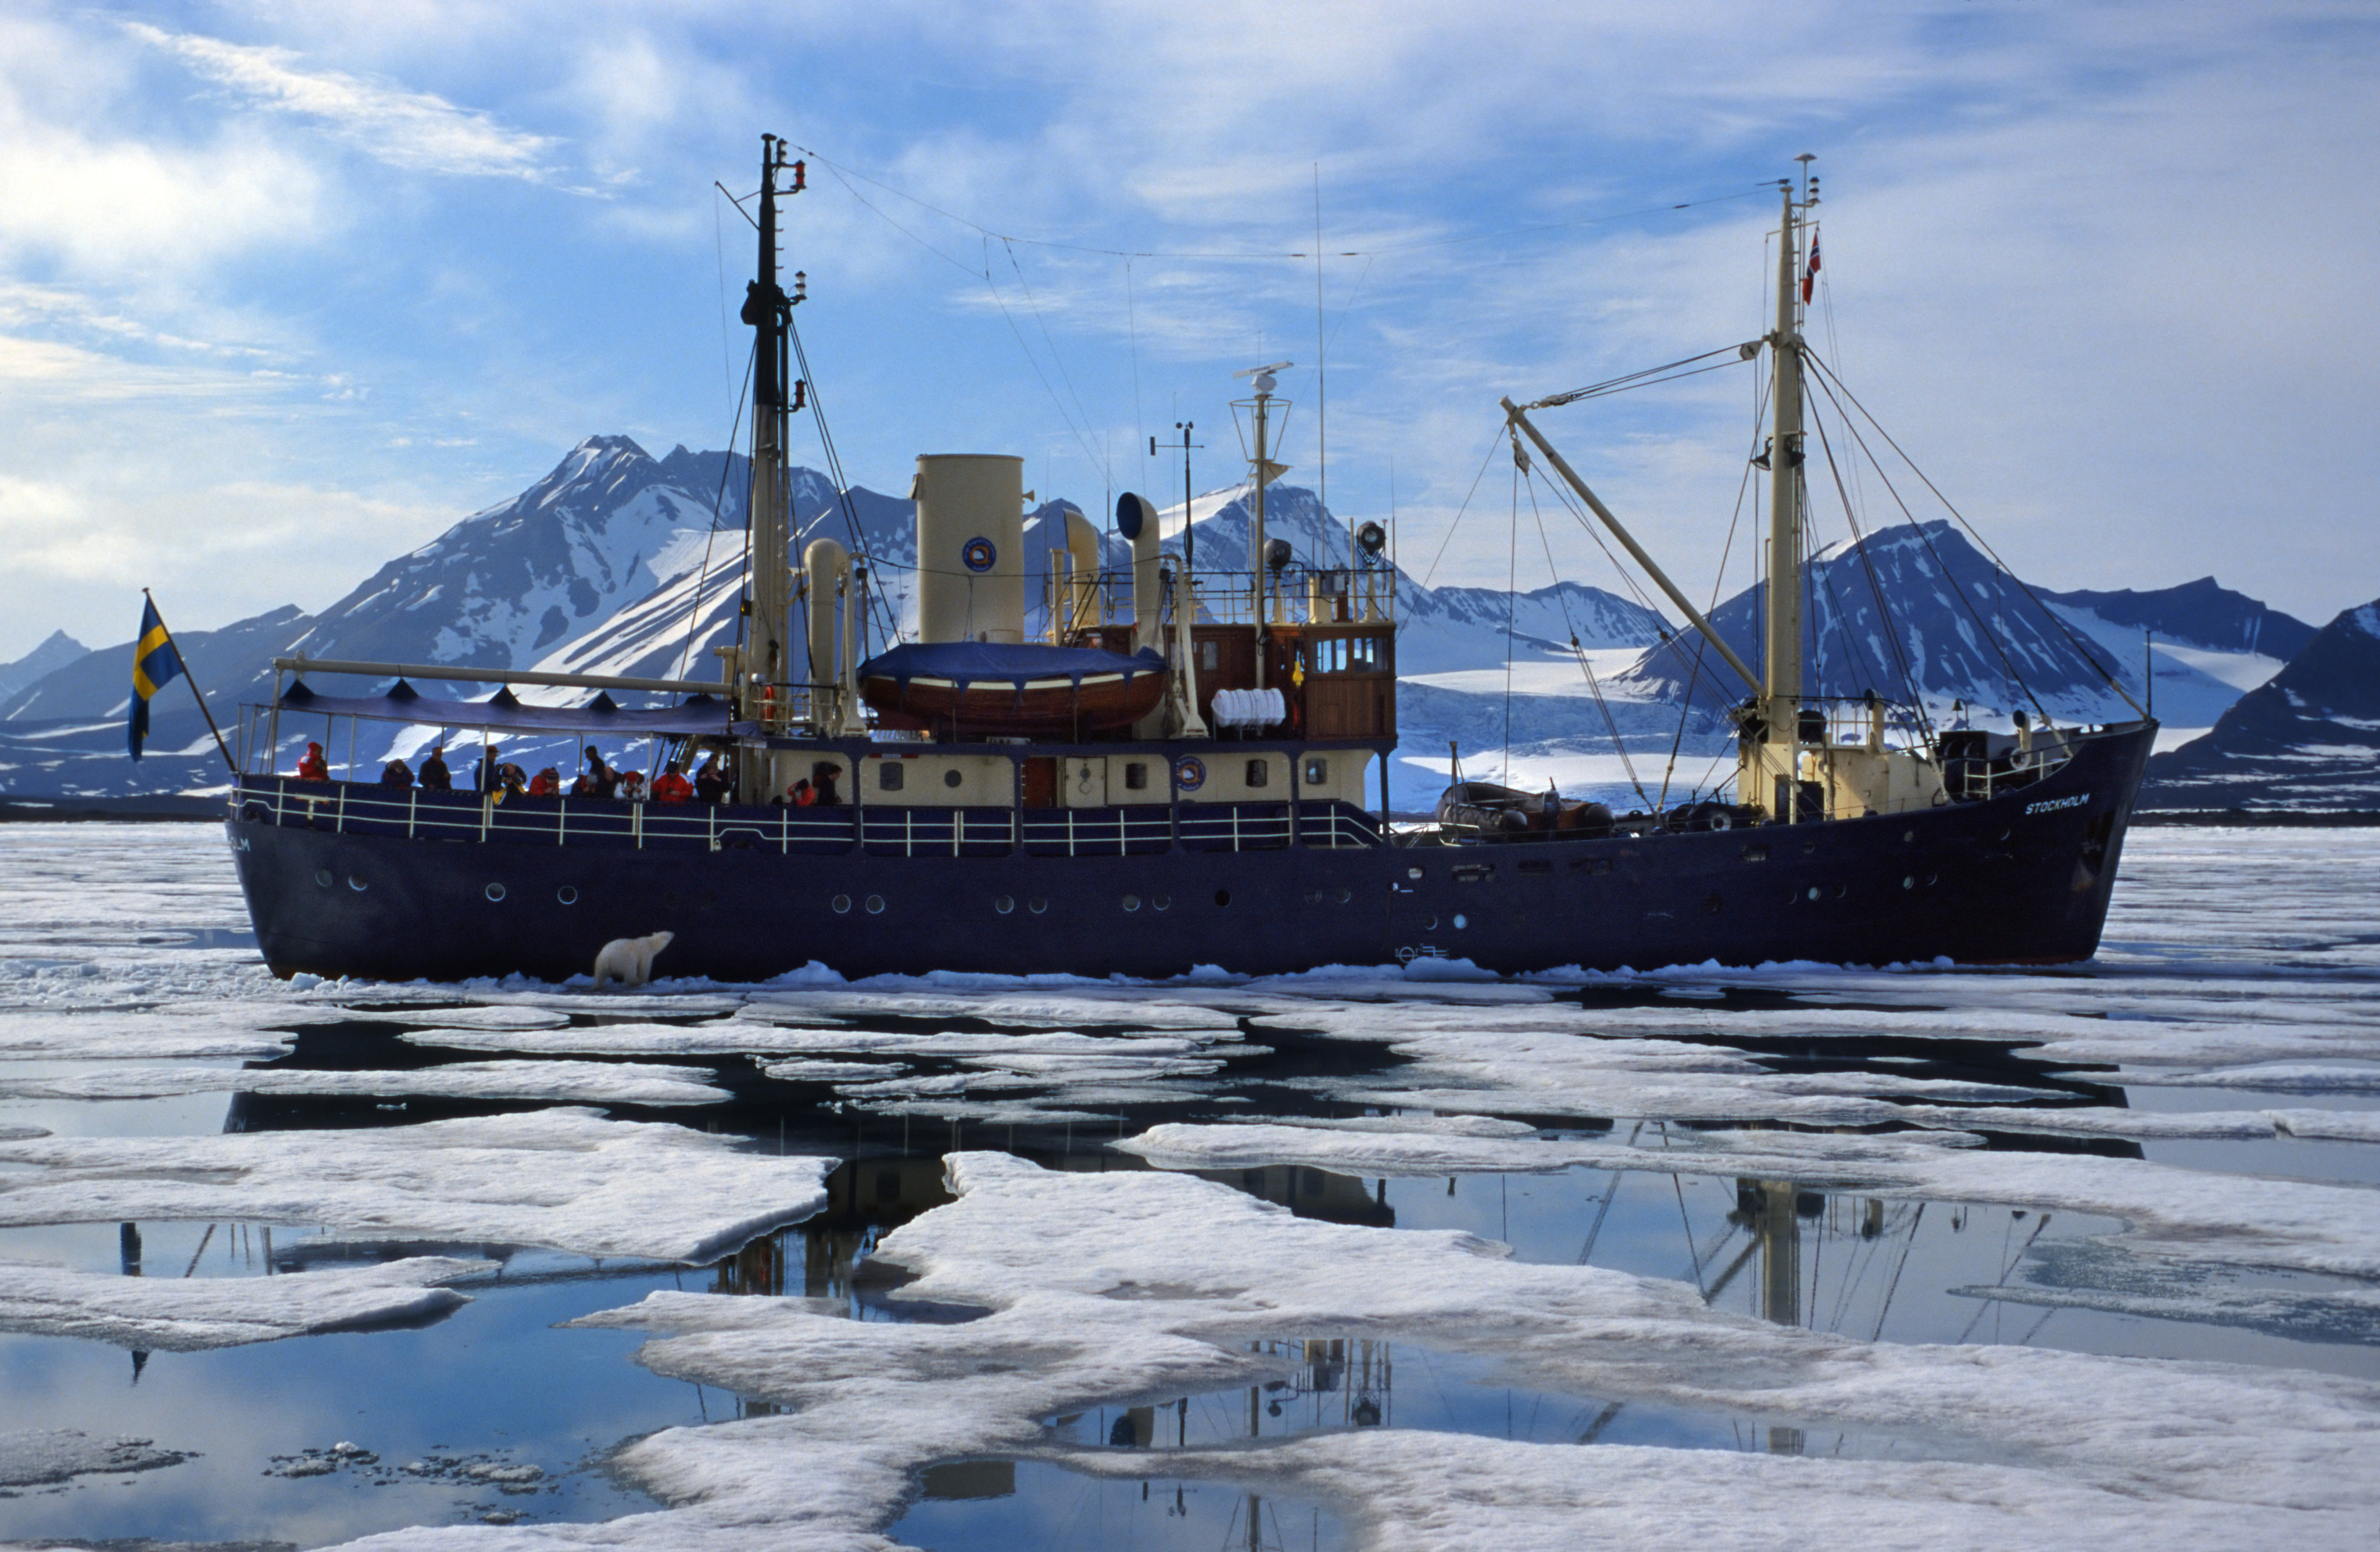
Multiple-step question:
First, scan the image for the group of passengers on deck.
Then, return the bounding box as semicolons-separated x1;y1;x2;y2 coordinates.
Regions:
290;741;840;807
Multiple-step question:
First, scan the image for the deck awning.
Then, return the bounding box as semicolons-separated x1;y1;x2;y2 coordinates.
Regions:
271;678;733;736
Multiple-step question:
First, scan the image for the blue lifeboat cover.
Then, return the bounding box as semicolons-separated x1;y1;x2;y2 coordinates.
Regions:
858;641;1164;692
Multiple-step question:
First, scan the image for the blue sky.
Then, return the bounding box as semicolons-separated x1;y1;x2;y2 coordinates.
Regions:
1;0;2372;661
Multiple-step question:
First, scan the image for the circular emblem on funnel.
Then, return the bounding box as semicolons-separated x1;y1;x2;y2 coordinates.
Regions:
960;537;997;573
1173;755;1206;792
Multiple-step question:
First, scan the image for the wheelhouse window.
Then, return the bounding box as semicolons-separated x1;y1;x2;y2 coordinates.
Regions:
878;761;904;792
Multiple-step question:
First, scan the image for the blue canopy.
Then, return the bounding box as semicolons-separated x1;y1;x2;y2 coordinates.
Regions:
273;678;733;736
858;641;1164;691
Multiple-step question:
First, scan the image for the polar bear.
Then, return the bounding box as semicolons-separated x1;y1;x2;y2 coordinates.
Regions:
592;931;675;989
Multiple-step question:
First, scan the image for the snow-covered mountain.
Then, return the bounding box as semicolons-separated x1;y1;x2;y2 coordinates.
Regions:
0;631;88;703
1607;520;2292;732
0;432;2342;806
2144;599;2380;810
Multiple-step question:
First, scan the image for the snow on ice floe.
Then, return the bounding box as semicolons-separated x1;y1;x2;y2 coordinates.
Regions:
1120;1119;2380;1279
0;1254;490;1350
0;1058;728;1107
0;1108;831;1263
0;1428;195;1489
526;1153;2380;1552
0;1007;298;1061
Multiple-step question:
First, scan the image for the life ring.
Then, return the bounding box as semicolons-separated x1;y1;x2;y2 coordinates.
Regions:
1174;755;1206;792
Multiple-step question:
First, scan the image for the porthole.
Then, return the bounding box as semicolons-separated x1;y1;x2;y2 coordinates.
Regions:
1903;829;1916;843
1452;913;1468;930
1302;888;1323;906
1425;915;1438;929
832;893;852;914
1122;894;1142;912
313;868;334;888
1028;896;1049;914
485;882;506;902
1153;894;1172;911
1925;872;1938;886
557;885;580;904
1902;876;1916;891
1806;886;1821;901
1333;886;1351;904
348;875;367;892
1407;866;1423;880
943;767;963;789
864;894;886;914
1214;889;1232;907
1832;883;1847;899
994;895;1015;914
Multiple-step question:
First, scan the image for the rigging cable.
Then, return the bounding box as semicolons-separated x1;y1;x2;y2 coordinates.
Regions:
1801;364;2060;727
1520;454;1653;810
1805;393;1935;739
675;339;758;682
1805;349;2144;718
784;313;898;653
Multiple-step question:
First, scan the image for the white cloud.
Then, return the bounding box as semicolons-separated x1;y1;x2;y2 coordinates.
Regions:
121;20;575;188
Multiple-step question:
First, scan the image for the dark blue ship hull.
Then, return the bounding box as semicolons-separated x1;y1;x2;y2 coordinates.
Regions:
225;724;2153;982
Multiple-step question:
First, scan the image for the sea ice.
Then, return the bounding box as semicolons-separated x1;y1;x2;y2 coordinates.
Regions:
0;1108;832;1263
0;1254;490;1350
1117;1120;2380;1279
0;1429;195;1489
0;1058;729;1107
530;1153;2380;1552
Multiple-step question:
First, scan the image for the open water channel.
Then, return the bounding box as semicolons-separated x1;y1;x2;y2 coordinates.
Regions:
1;823;2375;1549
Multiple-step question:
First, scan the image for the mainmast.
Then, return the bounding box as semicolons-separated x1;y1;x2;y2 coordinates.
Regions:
738;135;804;799
1755;163;1814;820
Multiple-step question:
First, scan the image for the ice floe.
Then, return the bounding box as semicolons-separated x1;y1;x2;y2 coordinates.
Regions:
0;1428;195;1489
538;1153;2380;1551
0;1058;728;1107
0;1254;489;1350
1118;1120;2380;1279
0;1108;831;1263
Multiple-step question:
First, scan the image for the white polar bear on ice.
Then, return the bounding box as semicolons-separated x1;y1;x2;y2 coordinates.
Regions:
592;931;675;989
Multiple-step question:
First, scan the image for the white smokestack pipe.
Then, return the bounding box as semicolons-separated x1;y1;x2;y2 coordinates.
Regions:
1116;492;1163;649
803;537;849;688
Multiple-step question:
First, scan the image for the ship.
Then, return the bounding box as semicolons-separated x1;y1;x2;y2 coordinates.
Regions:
221;142;2156;982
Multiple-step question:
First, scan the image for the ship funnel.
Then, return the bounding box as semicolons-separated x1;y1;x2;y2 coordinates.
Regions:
1058;505;1103;638
914;454;1025;644
1116;492;1164;648
802;536;849;687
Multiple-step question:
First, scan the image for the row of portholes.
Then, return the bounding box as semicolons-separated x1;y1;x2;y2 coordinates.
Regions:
829;895;887;914
314;868;368;893
1795;873;1939;905
1416;913;1469;931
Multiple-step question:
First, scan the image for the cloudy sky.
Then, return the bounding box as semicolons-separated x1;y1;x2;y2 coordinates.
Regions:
1;0;2371;661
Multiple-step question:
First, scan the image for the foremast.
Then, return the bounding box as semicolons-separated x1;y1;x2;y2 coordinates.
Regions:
1748;171;1812;822
734;135;806;801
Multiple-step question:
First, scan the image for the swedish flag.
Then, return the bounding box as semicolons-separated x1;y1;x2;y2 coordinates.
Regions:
128;598;183;761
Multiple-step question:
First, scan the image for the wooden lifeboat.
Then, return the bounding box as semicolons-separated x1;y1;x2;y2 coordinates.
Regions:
857;642;1169;738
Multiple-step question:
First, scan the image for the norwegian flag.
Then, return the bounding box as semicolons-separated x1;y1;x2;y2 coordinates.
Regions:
1801;235;1821;302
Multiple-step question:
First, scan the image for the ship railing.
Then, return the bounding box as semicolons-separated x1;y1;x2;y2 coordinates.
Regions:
1186;565;1397;629
1941;742;2077;802
1039;564;1398;638
232;777;1386;856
